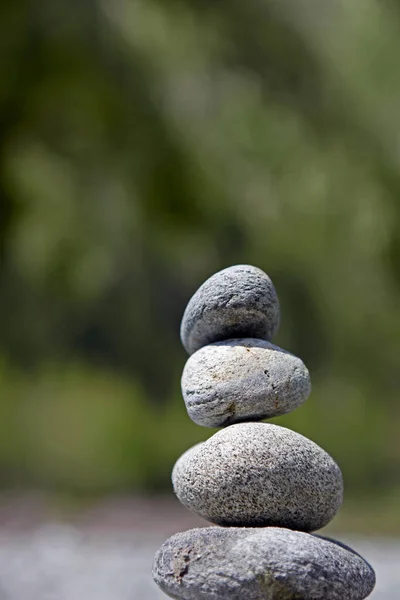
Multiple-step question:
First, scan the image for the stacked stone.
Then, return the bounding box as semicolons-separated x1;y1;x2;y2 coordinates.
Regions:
153;265;376;600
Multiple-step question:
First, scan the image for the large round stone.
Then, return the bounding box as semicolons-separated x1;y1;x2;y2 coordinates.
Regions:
153;526;376;600
172;423;343;531
181;338;311;427
180;265;280;355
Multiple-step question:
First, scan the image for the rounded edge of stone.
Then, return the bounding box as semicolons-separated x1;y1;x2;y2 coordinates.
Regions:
180;264;280;355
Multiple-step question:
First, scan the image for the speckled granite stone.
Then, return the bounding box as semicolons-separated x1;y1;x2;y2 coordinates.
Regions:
153;526;376;600
172;423;343;531
181;338;311;427
180;265;280;355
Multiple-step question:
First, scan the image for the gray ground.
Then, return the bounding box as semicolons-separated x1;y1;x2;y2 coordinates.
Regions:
0;495;395;600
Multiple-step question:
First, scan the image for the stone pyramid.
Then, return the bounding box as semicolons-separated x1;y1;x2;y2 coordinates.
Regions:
153;265;376;600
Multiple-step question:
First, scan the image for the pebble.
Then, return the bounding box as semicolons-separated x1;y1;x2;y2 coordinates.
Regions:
172;422;343;531
153;526;376;600
181;338;311;427
180;265;280;355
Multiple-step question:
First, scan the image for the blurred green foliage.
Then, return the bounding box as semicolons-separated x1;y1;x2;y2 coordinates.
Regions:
0;362;212;492
0;0;399;506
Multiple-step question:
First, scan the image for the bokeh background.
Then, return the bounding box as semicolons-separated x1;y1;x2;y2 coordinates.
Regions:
0;1;399;597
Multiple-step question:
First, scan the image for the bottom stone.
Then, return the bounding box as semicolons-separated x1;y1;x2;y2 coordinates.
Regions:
153;526;375;600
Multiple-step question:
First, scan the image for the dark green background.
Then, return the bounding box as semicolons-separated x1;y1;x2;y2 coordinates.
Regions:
0;1;399;530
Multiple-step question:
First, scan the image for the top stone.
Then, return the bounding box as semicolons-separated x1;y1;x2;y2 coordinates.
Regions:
180;265;280;355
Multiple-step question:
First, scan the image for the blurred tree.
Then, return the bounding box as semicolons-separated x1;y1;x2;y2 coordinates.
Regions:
0;0;398;500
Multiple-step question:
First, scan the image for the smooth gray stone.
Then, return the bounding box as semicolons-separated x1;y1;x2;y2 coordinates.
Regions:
181;338;311;427
153;526;376;600
180;265;280;355
172;423;343;531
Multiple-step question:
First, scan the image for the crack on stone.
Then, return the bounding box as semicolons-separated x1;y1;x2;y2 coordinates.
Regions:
221;402;236;426
264;368;279;409
173;547;192;584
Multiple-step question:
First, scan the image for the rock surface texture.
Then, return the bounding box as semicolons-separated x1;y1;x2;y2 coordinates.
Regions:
172;422;343;531
153;526;376;600
180;265;280;355
181;338;311;427
153;264;375;599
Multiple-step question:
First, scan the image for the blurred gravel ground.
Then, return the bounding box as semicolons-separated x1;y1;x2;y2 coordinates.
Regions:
0;494;395;600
